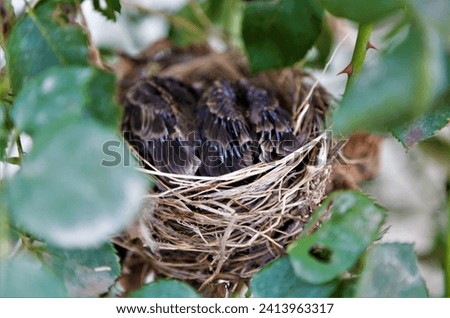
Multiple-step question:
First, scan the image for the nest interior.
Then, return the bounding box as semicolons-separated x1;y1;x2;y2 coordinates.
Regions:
116;40;333;293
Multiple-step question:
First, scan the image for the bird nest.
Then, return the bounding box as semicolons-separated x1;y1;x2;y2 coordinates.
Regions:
116;41;333;293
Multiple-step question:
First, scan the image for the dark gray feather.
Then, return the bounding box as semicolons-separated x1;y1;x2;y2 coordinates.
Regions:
122;76;200;175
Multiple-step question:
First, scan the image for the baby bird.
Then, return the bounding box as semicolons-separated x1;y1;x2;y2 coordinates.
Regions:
197;80;256;176
122;76;300;178
239;81;300;162
122;76;201;175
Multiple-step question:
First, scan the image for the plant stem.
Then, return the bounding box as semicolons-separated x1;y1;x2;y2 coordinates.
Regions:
76;2;110;71
345;23;372;91
188;0;213;31
0;183;11;258
446;181;450;297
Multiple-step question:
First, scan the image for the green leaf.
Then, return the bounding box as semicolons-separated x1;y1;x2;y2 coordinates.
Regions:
317;0;403;24
391;99;450;148
288;191;386;284
332;24;446;135
355;243;428;297
250;256;338;297
6;120;147;248
419;136;450;171
92;0;121;22
242;0;323;72
306;17;334;68
6;1;89;92
46;243;121;297
391;48;449;148
11;66;120;135
129;279;200;298
84;69;121;127
0;252;67;297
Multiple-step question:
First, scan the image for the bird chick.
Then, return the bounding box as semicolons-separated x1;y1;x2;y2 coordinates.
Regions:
239;81;300;162
122;76;201;175
197;80;256;176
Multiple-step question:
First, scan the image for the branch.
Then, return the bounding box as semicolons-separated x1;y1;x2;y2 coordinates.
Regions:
344;23;373;91
77;2;111;71
0;183;11;258
446;184;450;297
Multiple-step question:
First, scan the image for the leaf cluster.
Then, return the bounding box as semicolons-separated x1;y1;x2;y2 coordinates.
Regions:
1;0;146;297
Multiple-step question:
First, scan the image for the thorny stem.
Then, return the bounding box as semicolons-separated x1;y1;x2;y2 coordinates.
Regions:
345;23;372;92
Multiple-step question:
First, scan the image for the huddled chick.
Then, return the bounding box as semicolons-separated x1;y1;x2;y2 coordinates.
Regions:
122;76;301;177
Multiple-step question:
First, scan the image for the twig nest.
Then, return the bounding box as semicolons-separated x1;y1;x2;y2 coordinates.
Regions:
117;41;333;292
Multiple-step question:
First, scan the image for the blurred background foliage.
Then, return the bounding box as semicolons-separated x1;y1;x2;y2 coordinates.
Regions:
0;0;448;297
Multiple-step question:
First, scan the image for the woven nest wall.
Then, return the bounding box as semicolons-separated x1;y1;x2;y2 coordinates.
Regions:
116;41;333;292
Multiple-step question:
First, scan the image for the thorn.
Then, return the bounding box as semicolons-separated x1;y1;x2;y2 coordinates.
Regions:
337;63;353;77
366;41;377;51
